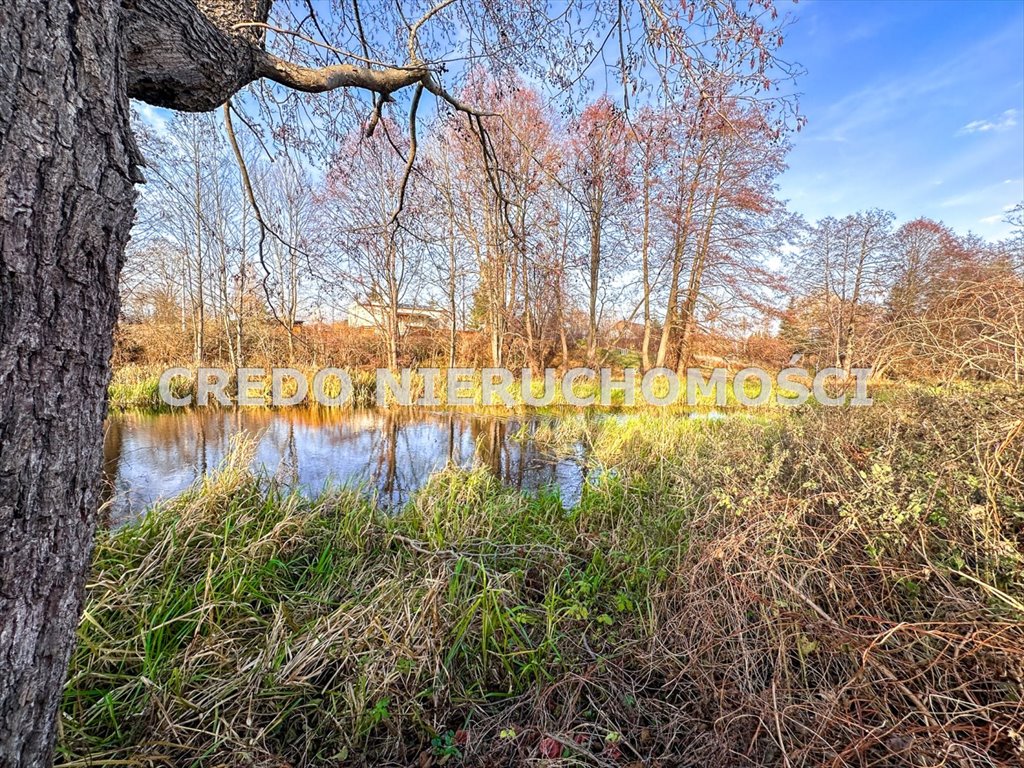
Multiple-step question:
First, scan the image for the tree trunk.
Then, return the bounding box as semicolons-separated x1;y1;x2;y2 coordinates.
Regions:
586;209;601;364
447;210;458;369
386;243;400;370
656;211;690;367
675;159;725;374
640;164;653;371
656;157;701;368
192;144;205;364
0;1;138;764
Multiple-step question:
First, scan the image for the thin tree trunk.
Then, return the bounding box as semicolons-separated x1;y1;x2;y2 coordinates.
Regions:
216;195;237;369
192;140;205;363
180;246;188;335
640;160;653;371
0;1;138;763
237;208;248;366
485;204;506;367
447;203;458;369
387;241;400;370
843;230;872;376
676;157;726;373
586;204;602;364
656;183;697;367
655;149;704;370
519;203;539;371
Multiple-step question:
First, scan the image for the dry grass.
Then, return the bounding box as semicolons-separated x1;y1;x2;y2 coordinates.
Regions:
61;388;1024;767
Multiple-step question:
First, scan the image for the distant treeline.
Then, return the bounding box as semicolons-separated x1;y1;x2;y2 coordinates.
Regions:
122;88;1023;384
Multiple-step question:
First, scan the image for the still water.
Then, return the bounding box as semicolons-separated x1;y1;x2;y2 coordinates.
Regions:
102;409;586;524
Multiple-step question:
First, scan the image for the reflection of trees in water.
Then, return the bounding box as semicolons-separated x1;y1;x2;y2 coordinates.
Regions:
103;408;578;517
100;418;123;510
372;413;399;505
472;418;503;476
114;410;261;476
369;412;464;506
469;416;563;492
276;421;299;485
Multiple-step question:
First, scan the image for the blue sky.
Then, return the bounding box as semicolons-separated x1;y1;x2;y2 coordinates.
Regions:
134;1;1023;240
779;0;1024;240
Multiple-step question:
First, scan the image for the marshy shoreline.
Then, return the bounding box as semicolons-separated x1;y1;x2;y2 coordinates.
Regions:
63;387;1023;767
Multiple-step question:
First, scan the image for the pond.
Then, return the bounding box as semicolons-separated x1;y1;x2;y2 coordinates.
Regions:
102;408;587;524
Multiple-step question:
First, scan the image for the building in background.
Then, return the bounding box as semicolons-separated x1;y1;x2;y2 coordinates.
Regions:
345;300;447;334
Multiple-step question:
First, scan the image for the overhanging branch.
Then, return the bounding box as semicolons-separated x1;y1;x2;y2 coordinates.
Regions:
254;52;428;97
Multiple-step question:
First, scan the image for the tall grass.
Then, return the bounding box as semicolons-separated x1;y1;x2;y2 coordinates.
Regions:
62;389;1023;766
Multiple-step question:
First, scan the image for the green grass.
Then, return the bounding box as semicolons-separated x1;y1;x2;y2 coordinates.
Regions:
62;388;1024;766
107;366;381;411
107;363;874;413
107;364;187;411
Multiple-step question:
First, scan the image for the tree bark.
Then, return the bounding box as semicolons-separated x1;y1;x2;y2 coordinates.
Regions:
123;0;264;111
123;0;426;112
0;1;139;764
0;1;483;763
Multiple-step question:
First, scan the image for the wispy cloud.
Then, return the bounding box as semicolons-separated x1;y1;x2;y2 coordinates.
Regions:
939;192;975;208
957;109;1019;135
132;102;171;135
780;3;1023;241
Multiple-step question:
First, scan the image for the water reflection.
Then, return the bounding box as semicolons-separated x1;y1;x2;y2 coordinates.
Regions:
102;409;585;524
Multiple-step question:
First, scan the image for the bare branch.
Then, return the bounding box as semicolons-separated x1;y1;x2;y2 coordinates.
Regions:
386;83;424;231
255;52;427;96
408;0;459;63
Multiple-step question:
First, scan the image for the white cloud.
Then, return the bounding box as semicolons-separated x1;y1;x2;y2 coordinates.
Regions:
957;109;1019;135
132;101;170;134
939;192;974;208
979;214;1004;224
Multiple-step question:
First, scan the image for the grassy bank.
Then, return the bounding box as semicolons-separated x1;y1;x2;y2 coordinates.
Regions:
63;390;1023;766
107;366;378;411
107;363;853;413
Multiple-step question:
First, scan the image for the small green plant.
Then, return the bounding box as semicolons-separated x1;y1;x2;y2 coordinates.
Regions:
367;698;391;727
565;603;589;620
431;730;462;759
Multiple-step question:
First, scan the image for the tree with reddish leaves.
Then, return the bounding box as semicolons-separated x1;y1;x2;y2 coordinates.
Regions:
442;72;564;369
671;101;793;372
647;92;792;371
883;220;1024;383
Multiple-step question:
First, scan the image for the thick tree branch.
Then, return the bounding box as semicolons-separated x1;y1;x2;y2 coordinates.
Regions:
123;0;468;112
254;52;427;96
123;0;260;111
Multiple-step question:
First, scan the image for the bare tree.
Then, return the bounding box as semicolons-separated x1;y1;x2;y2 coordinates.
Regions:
261;158;313;363
797;210;896;374
322;120;426;369
568;98;632;363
